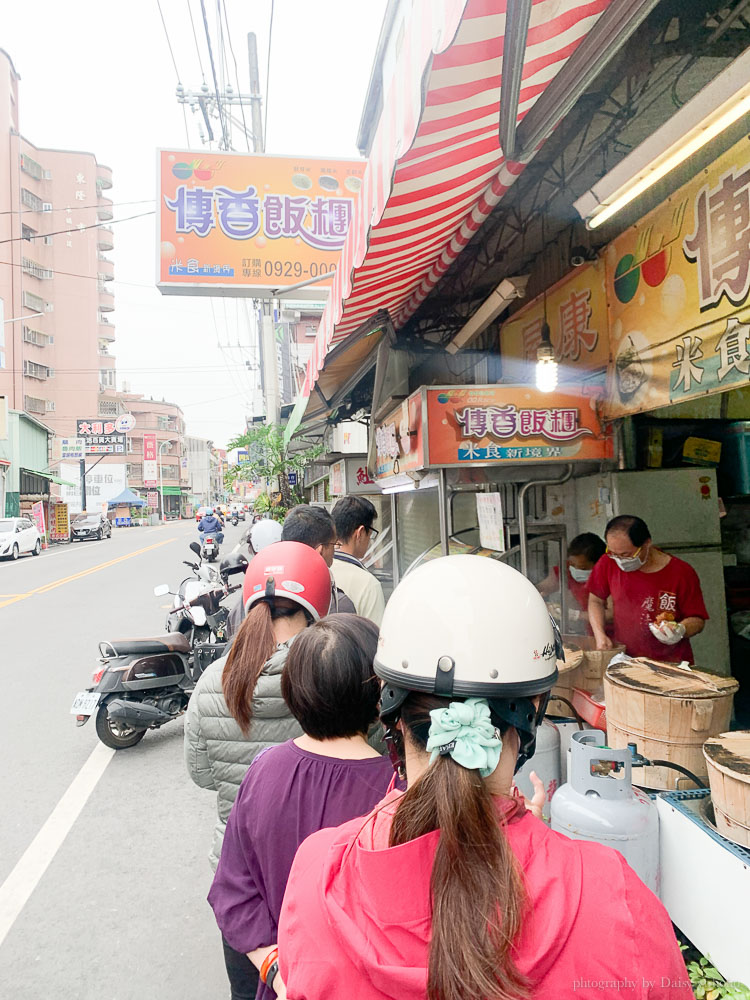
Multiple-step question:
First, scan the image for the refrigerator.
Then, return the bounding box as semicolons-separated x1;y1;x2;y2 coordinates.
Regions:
575;469;730;674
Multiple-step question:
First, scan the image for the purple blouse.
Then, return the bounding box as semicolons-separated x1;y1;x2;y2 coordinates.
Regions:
208;739;393;994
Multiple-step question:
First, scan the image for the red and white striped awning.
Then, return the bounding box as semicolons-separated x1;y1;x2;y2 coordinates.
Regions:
294;0;614;426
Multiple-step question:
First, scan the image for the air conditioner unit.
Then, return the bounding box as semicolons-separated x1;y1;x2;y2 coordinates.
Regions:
42;203;52;213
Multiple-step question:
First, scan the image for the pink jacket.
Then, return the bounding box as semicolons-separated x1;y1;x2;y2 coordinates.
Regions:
278;791;692;1000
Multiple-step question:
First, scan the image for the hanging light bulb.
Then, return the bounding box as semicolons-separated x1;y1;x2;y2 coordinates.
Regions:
536;320;558;393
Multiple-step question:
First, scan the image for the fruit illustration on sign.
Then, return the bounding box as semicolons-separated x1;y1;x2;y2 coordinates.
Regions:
614;254;639;303
641;247;671;287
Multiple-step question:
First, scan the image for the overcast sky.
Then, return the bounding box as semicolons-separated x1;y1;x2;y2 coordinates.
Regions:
3;0;387;447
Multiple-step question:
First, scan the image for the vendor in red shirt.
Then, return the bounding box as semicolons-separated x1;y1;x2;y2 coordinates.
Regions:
537;532;609;634
588;514;708;663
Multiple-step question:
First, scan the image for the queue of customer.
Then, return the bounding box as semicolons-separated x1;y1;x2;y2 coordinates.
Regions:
185;501;699;999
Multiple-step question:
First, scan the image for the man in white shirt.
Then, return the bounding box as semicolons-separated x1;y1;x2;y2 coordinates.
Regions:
331;496;386;626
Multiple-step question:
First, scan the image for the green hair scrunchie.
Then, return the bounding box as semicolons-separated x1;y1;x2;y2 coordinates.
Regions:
426;697;502;779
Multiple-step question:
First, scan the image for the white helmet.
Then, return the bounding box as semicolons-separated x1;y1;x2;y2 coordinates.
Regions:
376;555;561;769
249;518;282;553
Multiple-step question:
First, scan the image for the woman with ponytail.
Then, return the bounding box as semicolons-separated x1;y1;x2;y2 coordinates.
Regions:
277;556;692;1000
185;541;332;1000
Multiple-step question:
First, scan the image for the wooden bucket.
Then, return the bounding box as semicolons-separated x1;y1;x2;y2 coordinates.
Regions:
604;658;739;790
703;732;750;848
547;636;625;717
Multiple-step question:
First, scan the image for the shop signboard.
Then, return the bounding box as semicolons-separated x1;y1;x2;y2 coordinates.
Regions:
604;134;750;418
115;413;136;433
157;150;363;298
424;385;612;466
500;262;609;384
60;438;85;461
76;420;126;455
147;490;159;509
373;392;425;480
143;433;158;487
51;503;69;540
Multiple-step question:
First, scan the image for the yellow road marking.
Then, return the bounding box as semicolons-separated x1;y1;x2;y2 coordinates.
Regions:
0;539;177;610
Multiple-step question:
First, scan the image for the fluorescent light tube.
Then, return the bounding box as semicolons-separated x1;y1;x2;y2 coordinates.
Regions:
574;49;750;230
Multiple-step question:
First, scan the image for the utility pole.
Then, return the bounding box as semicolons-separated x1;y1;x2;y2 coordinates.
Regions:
247;32;280;427
247;33;264;154
80;458;87;512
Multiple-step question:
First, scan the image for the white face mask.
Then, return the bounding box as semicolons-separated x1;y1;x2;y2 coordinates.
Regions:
568;565;592;583
613;549;647;573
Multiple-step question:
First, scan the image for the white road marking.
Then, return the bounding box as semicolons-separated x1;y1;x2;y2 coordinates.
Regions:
0;742;115;948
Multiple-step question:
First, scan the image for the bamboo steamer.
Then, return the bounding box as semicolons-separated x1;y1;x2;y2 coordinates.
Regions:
547;635;625;717
604;658;739;790
703;732;750;848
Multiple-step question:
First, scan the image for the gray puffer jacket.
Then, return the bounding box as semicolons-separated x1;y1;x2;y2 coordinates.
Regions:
184;638;302;870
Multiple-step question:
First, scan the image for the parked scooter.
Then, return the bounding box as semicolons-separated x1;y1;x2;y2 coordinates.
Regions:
167;541;223;636
70;554;247;750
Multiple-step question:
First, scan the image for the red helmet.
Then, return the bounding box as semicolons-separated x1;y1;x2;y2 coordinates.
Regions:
243;541;331;620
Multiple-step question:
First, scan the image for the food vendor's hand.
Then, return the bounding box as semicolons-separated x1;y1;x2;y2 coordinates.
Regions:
649;621;686;645
594;631;614;651
514;771;545;820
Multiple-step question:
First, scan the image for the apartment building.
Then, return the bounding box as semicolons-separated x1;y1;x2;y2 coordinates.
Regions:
97;390;188;517
0;48;115;445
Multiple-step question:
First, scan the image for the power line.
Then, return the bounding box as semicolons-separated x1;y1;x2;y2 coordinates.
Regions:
200;0;231;150
264;0;275;147
222;0;251;152
156;0;192;146
156;0;183;82
0;199;155;217
187;0;207;82
0;210;155;246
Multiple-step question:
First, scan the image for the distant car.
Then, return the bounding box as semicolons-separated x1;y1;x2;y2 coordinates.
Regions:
195;506;211;523
230;505;246;521
0;516;42;560
72;512;112;541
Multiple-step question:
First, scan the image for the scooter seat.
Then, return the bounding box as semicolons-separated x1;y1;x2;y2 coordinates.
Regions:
105;633;192;657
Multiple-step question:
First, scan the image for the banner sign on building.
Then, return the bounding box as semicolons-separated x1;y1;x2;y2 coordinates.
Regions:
424;386;612;466
76;420;126;455
60;463;127;514
603;134;750;418
147;490;159;509
500;262;609;384
157;150;363;299
143;433;158;487
374;393;425;480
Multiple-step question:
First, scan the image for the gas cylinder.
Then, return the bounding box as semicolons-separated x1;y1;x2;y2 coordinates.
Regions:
515;719;561;822
550;730;659;892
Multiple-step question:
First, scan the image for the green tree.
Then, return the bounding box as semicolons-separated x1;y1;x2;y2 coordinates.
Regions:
225;424;323;518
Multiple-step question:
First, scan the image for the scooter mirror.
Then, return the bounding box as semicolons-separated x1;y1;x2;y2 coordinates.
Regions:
154;584;170;597
189;541;202;556
191;606;208;626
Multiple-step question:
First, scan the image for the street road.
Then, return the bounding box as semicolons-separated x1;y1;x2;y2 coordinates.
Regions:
0;517;248;999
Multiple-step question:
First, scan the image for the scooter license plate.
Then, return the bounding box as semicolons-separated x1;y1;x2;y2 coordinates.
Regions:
70;691;100;716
